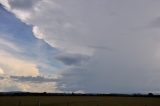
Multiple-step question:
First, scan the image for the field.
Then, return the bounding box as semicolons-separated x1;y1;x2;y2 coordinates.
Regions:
0;96;160;106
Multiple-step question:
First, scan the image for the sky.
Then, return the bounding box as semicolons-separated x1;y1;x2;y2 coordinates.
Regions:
1;0;160;93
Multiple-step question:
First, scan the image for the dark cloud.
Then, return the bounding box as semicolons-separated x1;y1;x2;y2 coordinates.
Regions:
10;76;56;83
57;67;87;92
0;76;4;79
149;17;160;28
8;0;41;10
55;53;90;66
0;3;3;7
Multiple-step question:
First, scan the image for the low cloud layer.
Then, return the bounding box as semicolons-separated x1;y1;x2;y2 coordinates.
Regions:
10;76;57;83
1;0;160;93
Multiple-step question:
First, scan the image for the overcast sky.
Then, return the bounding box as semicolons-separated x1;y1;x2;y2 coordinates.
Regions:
1;0;160;93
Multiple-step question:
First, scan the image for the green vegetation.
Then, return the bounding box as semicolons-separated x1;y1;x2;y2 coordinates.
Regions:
0;96;160;106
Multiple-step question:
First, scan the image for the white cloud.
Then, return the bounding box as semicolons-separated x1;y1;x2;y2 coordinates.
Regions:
14;81;58;92
0;49;59;92
0;50;39;76
0;0;10;9
0;37;22;52
32;26;44;39
0;76;58;92
0;67;4;74
0;34;39;77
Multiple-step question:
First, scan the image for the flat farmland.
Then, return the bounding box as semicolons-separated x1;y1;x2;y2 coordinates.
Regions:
0;96;160;106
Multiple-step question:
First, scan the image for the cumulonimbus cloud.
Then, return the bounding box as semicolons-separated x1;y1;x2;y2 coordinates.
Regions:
1;0;160;93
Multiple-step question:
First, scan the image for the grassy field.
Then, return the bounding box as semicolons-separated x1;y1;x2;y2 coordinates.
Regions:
0;96;160;106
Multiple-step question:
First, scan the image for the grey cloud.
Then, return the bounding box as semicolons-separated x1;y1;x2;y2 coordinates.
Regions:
149;17;160;28
8;0;41;10
2;0;160;93
55;53;90;66
10;76;56;83
0;76;4;79
57;68;87;92
87;45;113;51
58;52;156;93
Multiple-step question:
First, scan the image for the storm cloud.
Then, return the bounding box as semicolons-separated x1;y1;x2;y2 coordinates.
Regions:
1;0;160;93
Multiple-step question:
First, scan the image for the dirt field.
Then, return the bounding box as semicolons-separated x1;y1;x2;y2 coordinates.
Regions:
0;96;160;106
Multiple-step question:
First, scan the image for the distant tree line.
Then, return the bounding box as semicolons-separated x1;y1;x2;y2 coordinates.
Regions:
0;92;158;97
